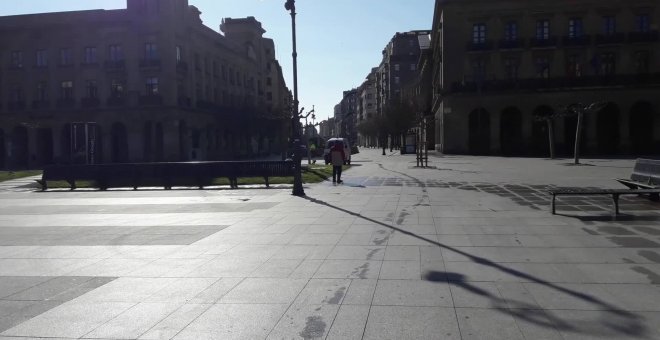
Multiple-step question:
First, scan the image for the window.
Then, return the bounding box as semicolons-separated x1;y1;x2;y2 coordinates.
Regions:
111;80;124;98
536;20;550;40
266;77;272;86
36;82;48;101
109;45;123;61
222;65;227;80
9;85;23;101
534;56;550;78
176;46;182;62
146;77;159;95
503;58;519;79
566;55;582;77
568;18;584;38
394;76;400;84
504;21;518;41
410;64;417;71
394;64;400;71
10;51;23;68
635;14;650;32
83;47;97;64
596;52;616;75
266;92;273;101
472;23;486;44
85;80;98;98
145;43;158;60
471;58;486;81
603;16;616;35
634;51;650;73
213;61;218;76
60;48;72;66
60;81;74;99
36;50;48;67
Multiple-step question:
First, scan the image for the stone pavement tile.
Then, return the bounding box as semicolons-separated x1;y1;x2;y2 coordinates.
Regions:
267;304;339;340
126;258;212;277
243;233;298;245
83;302;182;339
444;261;566;283
306;224;351;234
596;284;660;311
184;258;265;277
387;233;438;246
326;246;385;260
507;309;563;340
523;283;620;311
173;303;288;340
0;300;62;333
189;278;243;304
384;246;420;261
337;233;386;246
221;244;283;261
313;260;382;279
145;278;219;302
494;282;542;309
345;224;391;234
449;281;505;308
341;279;377;305
372;279;453;307
573;263;660;283
0;301;134;338
456;307;525;340
48;277;117;302
219;278;308;304
72;277;177;303
0;276;52;299
378;260;421;279
139;303;211;340
550;309;655;340
397;224;436;235
249;259;303;278
292;279;351;306
326;305;370;340
0;259;94;276
289;260;324;279
290;233;343;245
261;224;296;234
5;276;93;301
65;258;155;276
363;306;460;340
270;245;334;260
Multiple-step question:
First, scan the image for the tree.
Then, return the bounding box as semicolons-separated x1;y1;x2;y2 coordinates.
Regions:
563;102;607;164
533;107;556;159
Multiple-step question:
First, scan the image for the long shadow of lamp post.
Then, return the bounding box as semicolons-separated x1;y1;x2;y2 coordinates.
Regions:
285;0;304;196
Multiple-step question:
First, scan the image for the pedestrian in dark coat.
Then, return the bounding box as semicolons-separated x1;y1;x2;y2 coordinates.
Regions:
331;142;345;184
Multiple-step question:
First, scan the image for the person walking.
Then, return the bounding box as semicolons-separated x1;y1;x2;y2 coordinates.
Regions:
330;141;345;184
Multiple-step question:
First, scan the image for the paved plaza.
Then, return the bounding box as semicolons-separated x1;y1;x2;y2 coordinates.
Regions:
0;149;659;339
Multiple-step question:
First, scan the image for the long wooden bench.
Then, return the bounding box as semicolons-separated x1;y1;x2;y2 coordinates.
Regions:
615;158;660;200
36;160;294;191
549;188;660;215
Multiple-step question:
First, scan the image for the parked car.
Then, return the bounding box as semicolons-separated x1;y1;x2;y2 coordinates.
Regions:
323;138;351;165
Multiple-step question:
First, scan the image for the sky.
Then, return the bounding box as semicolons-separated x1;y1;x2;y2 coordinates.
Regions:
0;0;435;121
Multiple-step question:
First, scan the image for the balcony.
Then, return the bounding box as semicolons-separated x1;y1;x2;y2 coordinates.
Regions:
628;31;659;43
31;100;50;110
139;59;161;69
562;35;591;47
106;96;126;107
56;98;76;109
81;97;101;108
529;36;558;48
177;96;192;107
450;73;660;93
196;100;216;111
466;41;494;51
498;38;524;49
176;61;188;73
104;60;126;71
7;101;26;111
138;94;163;106
595;33;626;45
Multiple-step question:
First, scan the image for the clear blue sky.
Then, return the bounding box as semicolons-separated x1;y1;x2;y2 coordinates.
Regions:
0;0;435;121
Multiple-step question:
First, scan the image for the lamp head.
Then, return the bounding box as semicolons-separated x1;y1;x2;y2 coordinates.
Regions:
284;0;295;11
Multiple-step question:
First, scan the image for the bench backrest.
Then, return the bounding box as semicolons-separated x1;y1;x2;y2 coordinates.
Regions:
631;158;660;185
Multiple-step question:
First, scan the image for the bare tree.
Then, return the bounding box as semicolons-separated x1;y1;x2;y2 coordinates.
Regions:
564;102;607;164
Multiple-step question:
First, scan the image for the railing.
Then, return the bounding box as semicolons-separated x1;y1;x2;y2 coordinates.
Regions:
595;33;626;45
107;97;126;107
529;36;558;48
562;35;591;46
196;100;217;110
466;41;494;51
31;100;50;110
81;97;101;108
176;61;188;72
104;60;126;70
7;101;26;111
139;59;161;69
56;98;76;108
628;31;659;43
178;96;192;107
498;38;524;49
450;73;660;93
138;95;163;106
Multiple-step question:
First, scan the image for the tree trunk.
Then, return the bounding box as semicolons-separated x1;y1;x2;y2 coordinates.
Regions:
546;119;555;159
574;111;583;164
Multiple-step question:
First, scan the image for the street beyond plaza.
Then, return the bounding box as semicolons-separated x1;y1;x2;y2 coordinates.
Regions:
0;149;659;339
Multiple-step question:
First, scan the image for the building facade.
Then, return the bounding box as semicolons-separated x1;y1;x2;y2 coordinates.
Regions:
431;0;660;156
0;0;290;169
356;68;378;147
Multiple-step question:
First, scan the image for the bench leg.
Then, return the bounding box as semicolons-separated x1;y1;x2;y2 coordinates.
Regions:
551;194;556;215
612;193;620;215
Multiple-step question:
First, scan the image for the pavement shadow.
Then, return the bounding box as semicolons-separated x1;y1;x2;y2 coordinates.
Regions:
303;195;648;338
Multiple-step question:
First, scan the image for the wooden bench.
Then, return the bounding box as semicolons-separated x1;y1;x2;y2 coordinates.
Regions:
615;158;660;200
36;160;294;191
549;188;660;215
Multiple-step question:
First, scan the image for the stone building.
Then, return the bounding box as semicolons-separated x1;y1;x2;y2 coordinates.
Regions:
356;68;378;147
431;0;660;156
0;0;290;169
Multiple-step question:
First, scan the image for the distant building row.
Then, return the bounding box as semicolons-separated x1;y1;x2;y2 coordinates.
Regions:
0;0;291;169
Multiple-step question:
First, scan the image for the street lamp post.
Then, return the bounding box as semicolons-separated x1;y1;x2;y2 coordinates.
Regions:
285;0;304;196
